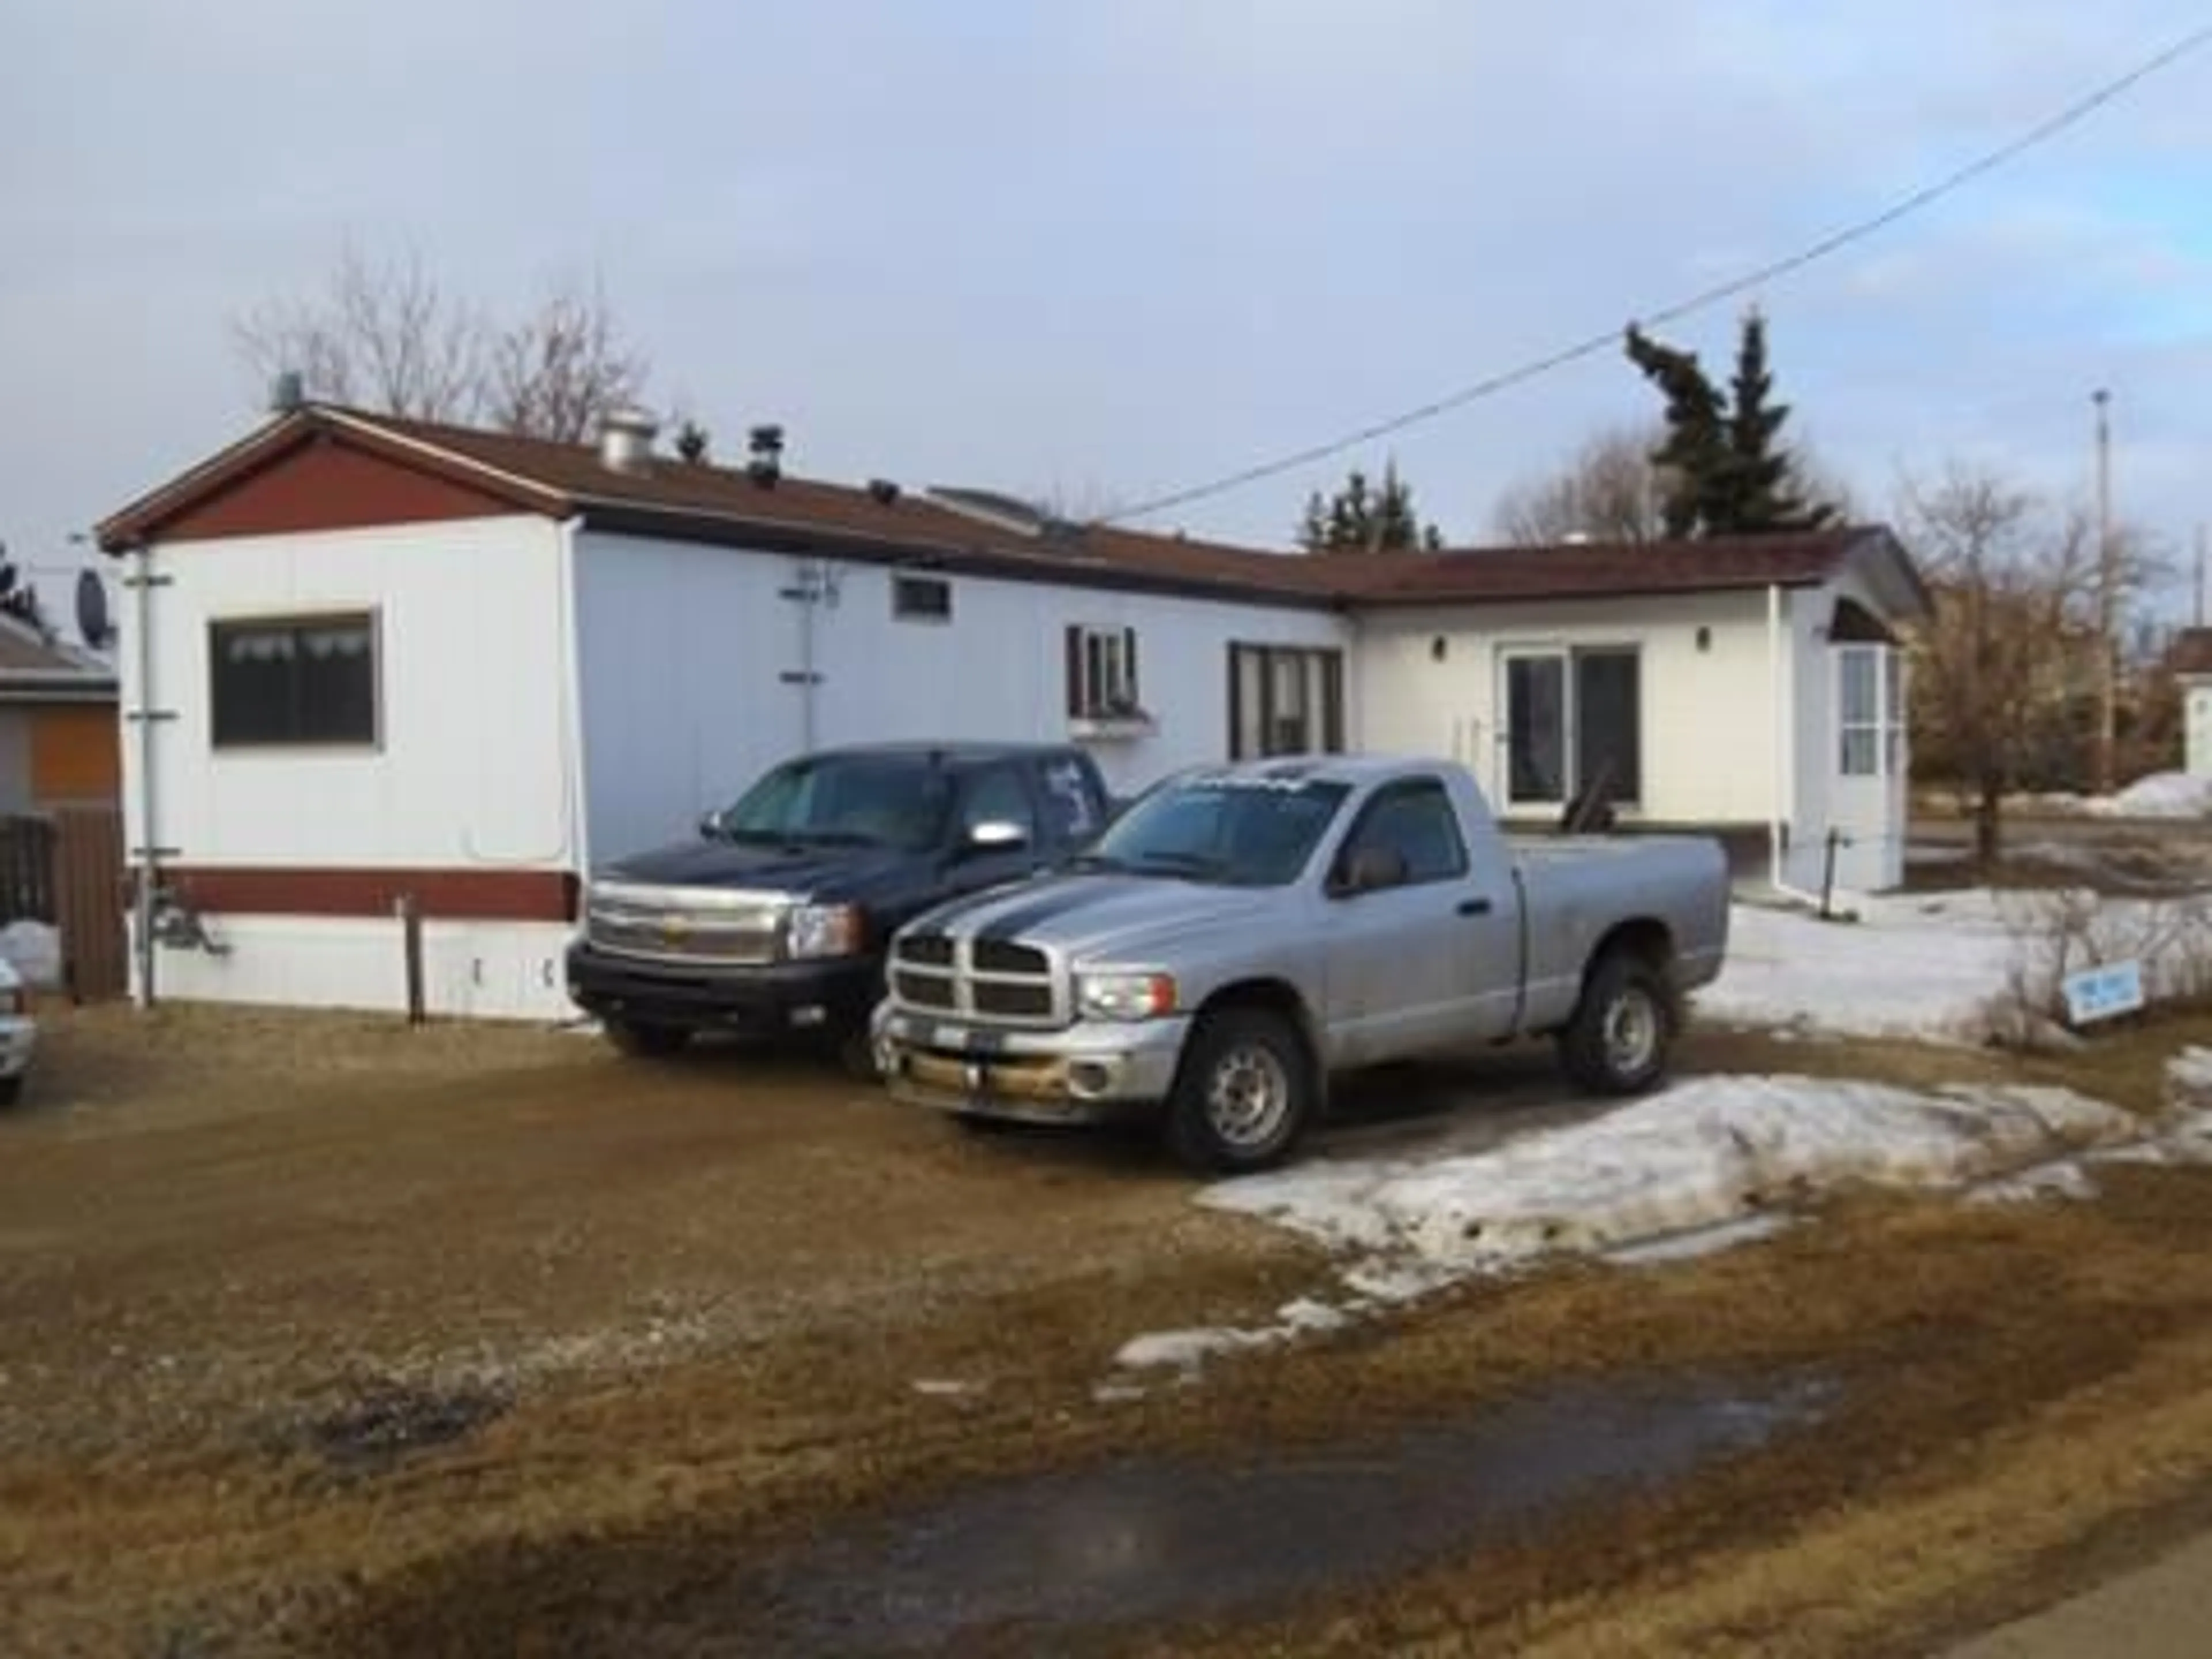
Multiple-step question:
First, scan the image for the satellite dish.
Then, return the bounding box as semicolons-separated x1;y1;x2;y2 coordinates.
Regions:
75;569;113;650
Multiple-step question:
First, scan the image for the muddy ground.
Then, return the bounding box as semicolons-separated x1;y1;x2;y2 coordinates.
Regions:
2;1001;2211;1656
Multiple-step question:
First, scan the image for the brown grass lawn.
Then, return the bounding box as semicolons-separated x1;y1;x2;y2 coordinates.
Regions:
0;1002;2209;1656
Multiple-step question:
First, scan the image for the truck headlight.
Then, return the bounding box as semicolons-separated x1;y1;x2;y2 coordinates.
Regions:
1077;972;1179;1022
788;903;863;960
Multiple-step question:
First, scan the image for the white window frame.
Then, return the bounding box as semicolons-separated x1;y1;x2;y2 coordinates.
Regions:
1836;643;1904;779
1072;624;1141;719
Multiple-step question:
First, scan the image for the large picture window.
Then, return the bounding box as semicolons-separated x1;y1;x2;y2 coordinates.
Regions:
210;613;378;748
1501;645;1642;808
1229;643;1345;759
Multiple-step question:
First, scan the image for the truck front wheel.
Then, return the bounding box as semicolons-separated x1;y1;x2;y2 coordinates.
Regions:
1558;950;1674;1096
1165;1007;1315;1177
604;1018;693;1060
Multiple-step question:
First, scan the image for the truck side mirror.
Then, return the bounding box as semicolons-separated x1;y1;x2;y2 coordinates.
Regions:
1333;844;1408;896
698;809;724;839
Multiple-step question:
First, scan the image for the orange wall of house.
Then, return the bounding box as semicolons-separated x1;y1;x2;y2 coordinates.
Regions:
30;706;121;804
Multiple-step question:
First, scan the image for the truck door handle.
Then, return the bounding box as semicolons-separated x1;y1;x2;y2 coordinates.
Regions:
1458;897;1493;917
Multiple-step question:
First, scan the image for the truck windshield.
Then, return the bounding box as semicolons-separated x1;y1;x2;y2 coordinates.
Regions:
713;755;952;851
1075;775;1350;886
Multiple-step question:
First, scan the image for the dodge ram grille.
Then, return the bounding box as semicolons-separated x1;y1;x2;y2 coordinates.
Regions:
891;933;1062;1028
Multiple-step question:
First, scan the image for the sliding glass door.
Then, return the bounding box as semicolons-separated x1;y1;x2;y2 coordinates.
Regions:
1501;646;1642;810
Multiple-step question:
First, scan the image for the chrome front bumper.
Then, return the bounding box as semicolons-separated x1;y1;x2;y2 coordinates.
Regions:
872;1004;1190;1126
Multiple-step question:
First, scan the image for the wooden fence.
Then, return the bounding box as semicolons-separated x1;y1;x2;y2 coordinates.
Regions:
0;807;127;1002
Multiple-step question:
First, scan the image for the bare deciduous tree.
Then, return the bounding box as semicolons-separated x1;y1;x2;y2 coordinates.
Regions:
486;276;649;443
233;245;650;441
235;244;487;423
1492;425;1669;546
1899;463;2100;869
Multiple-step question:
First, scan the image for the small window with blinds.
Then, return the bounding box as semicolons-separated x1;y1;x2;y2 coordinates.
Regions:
209;612;380;748
1065;624;1143;721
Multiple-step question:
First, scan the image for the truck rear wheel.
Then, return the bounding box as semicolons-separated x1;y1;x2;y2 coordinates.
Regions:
604;1018;692;1060
1558;949;1673;1096
1165;1007;1315;1177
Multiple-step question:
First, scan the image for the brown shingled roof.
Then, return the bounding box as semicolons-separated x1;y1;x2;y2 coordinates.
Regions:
1340;532;1872;605
99;406;1925;616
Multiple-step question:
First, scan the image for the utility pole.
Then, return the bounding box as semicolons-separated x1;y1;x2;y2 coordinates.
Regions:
2195;522;2206;629
2093;389;2116;797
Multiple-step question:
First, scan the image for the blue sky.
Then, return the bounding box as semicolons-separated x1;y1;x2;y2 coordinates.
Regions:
6;1;2210;611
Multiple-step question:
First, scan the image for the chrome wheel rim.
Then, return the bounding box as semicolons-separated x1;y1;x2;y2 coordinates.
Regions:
1205;1043;1292;1149
1603;986;1660;1076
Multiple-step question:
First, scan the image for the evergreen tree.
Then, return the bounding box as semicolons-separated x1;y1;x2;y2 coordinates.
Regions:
1297;460;1445;552
1297;489;1331;552
1624;310;1840;536
1624;324;1729;538
1721;310;1838;532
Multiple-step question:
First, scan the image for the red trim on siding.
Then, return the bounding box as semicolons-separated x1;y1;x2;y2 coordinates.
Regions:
150;867;578;922
156;435;526;543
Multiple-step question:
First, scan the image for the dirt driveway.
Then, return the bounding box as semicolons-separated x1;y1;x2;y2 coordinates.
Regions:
6;1003;2212;1656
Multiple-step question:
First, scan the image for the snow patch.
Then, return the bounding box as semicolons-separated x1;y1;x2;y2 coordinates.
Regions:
1197;1074;2134;1299
1966;1160;2097;1205
1700;894;2020;1042
1602;1213;1794;1266
1112;1297;1358;1382
1702;889;2212;1044
2083;772;2212;820
912;1378;985;1399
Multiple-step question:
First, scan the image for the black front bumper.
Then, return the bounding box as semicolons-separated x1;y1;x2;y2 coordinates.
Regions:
565;943;881;1036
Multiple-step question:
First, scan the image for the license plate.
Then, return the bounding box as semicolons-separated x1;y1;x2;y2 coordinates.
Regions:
931;1024;976;1052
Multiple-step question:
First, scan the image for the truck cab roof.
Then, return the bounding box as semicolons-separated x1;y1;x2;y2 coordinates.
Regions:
1172;753;1450;789
803;740;1090;771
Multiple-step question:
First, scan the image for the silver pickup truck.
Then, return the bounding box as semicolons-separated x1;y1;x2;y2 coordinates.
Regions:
871;755;1731;1174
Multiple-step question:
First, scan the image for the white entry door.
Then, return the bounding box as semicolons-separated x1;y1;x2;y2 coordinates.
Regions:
1830;644;1905;889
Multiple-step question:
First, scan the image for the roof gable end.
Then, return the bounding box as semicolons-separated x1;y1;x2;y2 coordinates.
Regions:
97;411;566;552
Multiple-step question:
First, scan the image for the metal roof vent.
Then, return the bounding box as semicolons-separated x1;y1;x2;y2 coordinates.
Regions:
747;424;785;488
597;406;660;474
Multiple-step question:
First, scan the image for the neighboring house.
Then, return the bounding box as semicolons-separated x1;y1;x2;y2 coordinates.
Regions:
95;404;1927;1019
0;615;120;813
2172;628;2212;778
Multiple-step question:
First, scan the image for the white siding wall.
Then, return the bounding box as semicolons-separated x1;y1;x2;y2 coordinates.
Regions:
119;515;579;1017
574;532;1353;862
2184;680;2212;779
1354;591;1783;827
1789;570;1908;893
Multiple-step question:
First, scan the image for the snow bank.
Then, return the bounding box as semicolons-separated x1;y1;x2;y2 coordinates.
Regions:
1198;1075;2133;1302
1702;888;2212;1044
2083;772;2212;820
1700;893;2018;1042
1113;1061;2212;1386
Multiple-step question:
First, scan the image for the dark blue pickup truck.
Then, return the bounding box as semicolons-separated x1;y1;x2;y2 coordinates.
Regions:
565;741;1115;1071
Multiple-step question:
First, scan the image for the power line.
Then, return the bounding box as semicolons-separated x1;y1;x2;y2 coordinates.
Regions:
1100;20;2212;528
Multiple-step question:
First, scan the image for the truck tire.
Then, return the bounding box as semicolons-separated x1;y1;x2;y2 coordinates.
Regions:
1165;1007;1316;1177
604;1018;692;1060
1558;949;1673;1096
